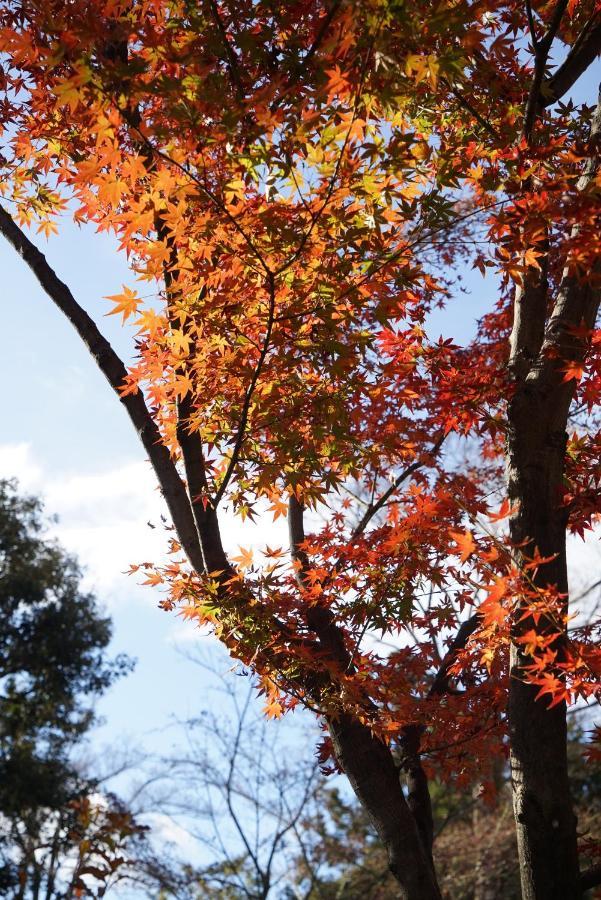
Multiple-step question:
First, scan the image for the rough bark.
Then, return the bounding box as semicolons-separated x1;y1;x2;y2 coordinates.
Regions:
506;409;580;898
329;713;442;900
506;88;601;900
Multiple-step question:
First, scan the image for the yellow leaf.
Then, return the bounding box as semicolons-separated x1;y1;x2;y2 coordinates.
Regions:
36;219;58;239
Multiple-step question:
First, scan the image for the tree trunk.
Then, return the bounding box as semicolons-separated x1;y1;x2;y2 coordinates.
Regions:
505;87;601;900
506;377;580;899
329;713;442;900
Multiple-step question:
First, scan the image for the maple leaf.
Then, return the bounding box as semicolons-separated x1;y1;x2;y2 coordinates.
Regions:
263;698;283;719
325;65;350;101
141;572;163;586
268;497;289;520
105;286;141;323
450;529;476;563
516;628;548;657
231;546;254;570
561;360;585;382
36;218;58;239
489;498;516;522
479;578;509;627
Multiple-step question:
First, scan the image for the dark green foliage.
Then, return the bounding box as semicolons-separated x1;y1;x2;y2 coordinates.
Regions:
0;479;133;897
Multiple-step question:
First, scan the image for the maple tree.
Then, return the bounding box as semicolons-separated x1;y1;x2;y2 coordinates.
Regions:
0;0;600;897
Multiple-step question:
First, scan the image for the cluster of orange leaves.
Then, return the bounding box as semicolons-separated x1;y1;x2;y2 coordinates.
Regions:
0;0;600;787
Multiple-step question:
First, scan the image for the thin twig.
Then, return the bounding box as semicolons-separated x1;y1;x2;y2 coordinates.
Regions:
215;272;277;504
353;434;446;537
526;0;539;49
207;0;245;101
442;78;500;139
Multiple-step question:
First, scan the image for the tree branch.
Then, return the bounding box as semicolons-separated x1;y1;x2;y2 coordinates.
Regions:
207;0;245;102
288;494;350;669
268;0;343;114
158;218;231;576
353;435;446;537
0;204;204;574
399;610;482;858
523;0;568;142
442;78;499;139
526;0;539;50
530;86;601;395
215;272;276;505
542;13;601;108
428;612;481;698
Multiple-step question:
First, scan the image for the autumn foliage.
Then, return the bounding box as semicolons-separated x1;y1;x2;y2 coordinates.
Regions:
0;1;600;897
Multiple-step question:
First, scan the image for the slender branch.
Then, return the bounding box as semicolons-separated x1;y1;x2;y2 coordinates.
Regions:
523;0;568;142
531;87;601;387
353;434;446;537
124;120;272;276
302;1;342;72
428;612;481;697
115;85;233;573
442;78;500;138
215;272;276;505
540;0;570;52
207;0;245;101
526;0;539;49
398;609;482;857
288;493;310;591
223;690;264;882
0;204;204;574
573;577;601;604
275;40;373;275
287;494;351;670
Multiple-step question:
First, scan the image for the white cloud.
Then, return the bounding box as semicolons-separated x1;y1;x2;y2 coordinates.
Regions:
0;442;168;597
0;442;289;606
0;441;43;489
141;812;199;859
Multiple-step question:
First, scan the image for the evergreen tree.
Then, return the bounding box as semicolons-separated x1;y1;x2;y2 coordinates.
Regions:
0;479;136;897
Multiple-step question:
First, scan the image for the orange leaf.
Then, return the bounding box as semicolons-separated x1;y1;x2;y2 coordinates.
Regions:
232;546;254;570
450;529;476;562
105;286;140;323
